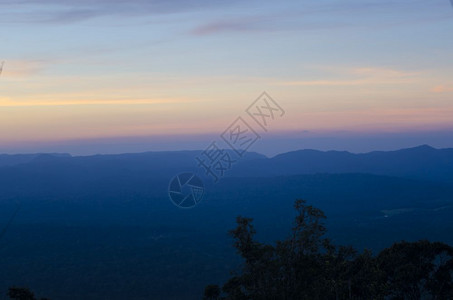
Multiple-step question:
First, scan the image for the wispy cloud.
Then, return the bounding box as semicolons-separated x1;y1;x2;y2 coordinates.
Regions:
0;97;194;107
191;19;258;35
0;0;239;24
276;67;420;87
431;85;453;93
0;0;448;30
0;60;50;78
189;0;449;36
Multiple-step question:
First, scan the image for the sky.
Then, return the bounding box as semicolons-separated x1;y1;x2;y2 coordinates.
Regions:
0;0;453;155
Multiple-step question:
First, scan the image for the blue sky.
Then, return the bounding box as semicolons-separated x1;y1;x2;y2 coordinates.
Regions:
0;0;452;155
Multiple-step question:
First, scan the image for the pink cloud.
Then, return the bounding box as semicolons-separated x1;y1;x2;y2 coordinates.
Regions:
431;85;453;93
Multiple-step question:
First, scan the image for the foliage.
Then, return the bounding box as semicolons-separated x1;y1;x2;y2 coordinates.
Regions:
204;284;221;300
7;287;49;300
210;199;453;300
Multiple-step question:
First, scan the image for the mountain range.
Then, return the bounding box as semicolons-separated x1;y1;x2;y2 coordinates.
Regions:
0;145;452;299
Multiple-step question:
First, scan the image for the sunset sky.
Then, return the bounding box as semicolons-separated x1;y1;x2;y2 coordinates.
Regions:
1;0;453;155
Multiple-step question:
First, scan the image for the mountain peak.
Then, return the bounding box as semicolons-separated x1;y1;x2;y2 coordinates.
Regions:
409;144;435;151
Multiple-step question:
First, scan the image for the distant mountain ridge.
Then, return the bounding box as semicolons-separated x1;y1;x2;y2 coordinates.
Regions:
0;145;452;183
228;145;453;183
0;153;71;167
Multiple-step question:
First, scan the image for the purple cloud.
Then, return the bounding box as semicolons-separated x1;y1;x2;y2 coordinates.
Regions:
191;19;260;35
0;0;240;23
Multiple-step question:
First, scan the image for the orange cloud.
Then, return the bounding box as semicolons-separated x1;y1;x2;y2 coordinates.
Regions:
431;85;453;93
0;97;195;107
0;60;50;78
276;66;420;87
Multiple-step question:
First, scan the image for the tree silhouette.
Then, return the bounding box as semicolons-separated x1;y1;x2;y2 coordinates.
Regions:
209;199;453;299
7;287;49;300
8;287;35;300
378;240;453;299
204;284;221;300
